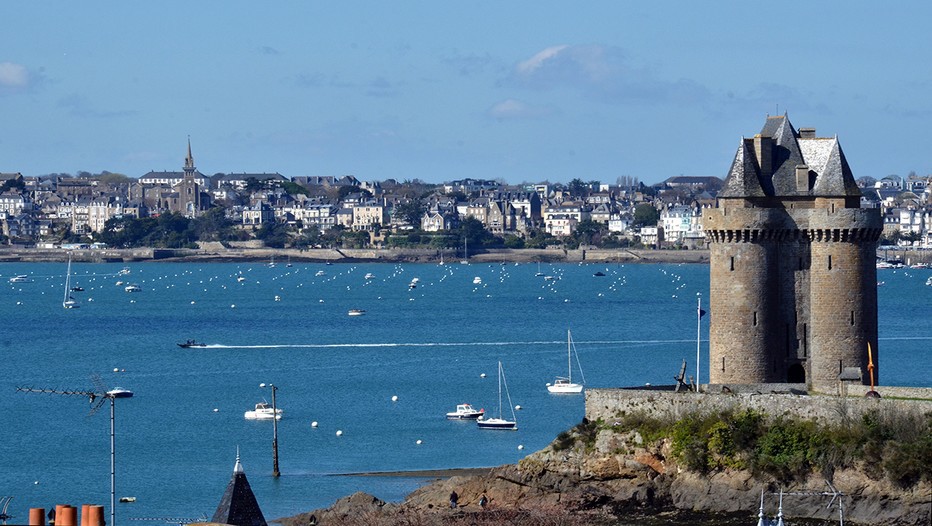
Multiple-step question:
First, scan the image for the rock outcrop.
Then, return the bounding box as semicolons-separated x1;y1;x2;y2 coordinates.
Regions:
280;422;930;526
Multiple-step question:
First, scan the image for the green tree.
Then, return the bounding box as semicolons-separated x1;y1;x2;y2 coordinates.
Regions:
281;181;310;196
458;217;495;249
255;222;289;248
191;207;236;241
573;220;604;246
394;199;425;227
503;234;525;248
568;178;587;198
97;172;132;185
632;204;660;227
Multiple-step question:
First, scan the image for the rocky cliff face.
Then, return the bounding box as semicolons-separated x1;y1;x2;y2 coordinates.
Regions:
281;424;930;526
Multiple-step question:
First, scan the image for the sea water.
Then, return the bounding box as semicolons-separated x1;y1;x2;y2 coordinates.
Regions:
0;261;929;524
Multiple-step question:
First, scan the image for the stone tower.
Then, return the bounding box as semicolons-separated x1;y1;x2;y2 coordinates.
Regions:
179;137;201;217
703;115;882;392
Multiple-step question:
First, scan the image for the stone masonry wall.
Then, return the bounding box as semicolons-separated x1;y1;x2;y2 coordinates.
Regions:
585;387;932;427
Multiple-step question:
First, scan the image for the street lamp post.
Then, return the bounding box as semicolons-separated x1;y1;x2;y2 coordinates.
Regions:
260;383;280;477
696;293;702;393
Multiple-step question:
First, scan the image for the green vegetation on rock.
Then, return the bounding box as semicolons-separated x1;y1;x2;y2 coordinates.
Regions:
614;407;931;487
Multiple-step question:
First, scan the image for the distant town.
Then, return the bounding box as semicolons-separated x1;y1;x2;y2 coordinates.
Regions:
0;141;929;251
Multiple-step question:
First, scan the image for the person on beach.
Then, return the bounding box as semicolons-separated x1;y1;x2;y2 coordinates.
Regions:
449;490;458;509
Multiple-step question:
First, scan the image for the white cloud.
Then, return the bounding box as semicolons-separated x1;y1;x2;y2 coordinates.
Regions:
516;45;569;76
510;45;711;106
0;62;29;90
488;98;550;120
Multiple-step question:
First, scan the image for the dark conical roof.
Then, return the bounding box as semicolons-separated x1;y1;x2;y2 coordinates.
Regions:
211;454;267;526
720;114;861;199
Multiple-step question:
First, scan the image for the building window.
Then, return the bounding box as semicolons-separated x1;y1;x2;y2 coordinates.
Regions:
730;256;735;271
851;310;855;326
828;255;833;270
753;311;758;326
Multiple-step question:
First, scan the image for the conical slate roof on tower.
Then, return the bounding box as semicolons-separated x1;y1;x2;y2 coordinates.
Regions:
211;453;267;526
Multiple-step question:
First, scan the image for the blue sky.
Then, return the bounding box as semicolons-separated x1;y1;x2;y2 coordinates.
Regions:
2;2;929;185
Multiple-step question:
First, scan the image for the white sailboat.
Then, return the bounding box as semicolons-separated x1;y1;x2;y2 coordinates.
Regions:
460;238;469;264
547;329;585;393
63;256;78;309
477;361;517;430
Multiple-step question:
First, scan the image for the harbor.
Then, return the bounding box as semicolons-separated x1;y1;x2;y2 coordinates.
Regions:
1;260;929;523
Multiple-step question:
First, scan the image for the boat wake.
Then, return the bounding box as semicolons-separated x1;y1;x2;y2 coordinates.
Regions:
202;335;932;350
205;338;700;350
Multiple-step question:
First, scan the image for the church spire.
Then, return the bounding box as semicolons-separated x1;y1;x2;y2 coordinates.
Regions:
184;136;196;174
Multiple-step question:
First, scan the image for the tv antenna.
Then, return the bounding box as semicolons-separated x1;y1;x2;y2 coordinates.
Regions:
129;515;208;526
0;496;14;524
17;376;134;526
780;480;846;525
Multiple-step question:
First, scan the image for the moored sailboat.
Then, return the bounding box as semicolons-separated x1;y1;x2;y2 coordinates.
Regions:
547;329;585;393
63;256;78;309
477;361;517;430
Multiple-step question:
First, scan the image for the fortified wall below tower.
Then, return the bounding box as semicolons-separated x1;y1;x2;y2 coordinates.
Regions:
585;386;932;425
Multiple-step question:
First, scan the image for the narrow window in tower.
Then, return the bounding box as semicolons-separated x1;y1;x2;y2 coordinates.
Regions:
850;311;855;326
721;357;725;372
730;256;735;271
802;323;807;357
753;311;758;326
828;255;833;270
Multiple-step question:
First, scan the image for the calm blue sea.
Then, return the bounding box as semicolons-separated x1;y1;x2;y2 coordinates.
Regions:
1;261;929;524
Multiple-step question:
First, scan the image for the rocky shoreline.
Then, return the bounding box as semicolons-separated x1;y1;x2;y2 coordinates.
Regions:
278;387;932;526
279;428;929;526
0;246;711;265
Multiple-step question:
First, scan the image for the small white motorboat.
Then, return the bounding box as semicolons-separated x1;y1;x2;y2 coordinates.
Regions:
348;309;366;316
315;270;326;276
244;402;282;420
9;275;32;283
364;273;375;279
473;277;482;284
124;284;142;292
446;403;485;420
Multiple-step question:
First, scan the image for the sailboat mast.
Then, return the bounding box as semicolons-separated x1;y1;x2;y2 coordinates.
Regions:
63;256;72;306
567;330;572;383
497;361;503;419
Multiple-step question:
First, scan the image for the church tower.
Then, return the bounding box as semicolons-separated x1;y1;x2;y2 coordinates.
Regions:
703;115;882;392
179;137;202;217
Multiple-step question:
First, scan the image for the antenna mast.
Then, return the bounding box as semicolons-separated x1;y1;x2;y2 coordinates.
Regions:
17;381;134;526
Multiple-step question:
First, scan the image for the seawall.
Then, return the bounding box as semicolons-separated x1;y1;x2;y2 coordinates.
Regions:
585;385;932;425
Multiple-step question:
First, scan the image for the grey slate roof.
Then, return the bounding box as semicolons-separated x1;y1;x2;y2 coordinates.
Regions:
721;140;767;197
211;455;267;526
720;115;861;199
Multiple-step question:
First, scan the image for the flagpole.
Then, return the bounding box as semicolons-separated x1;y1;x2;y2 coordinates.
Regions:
696;293;701;392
